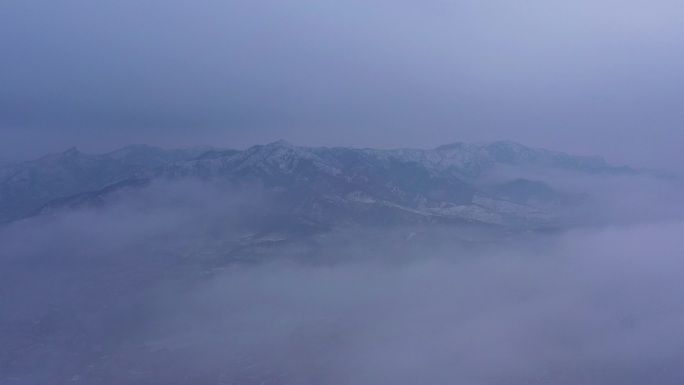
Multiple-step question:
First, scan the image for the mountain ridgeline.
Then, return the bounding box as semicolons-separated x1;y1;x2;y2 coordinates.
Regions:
0;141;633;230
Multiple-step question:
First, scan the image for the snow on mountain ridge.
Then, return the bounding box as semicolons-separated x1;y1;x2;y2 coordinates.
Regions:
1;140;630;225
433;141;611;175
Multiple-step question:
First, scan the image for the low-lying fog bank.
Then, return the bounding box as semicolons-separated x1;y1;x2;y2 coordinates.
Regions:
2;179;684;384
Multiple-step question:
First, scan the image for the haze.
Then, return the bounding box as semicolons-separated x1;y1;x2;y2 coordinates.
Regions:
2;1;684;168
2;1;684;384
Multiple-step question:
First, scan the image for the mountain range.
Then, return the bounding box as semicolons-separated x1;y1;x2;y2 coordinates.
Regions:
0;140;633;231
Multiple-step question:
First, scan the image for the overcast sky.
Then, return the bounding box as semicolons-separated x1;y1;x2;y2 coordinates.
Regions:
1;0;683;167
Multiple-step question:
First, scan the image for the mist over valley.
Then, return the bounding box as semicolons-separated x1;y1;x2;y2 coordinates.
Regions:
1;141;683;384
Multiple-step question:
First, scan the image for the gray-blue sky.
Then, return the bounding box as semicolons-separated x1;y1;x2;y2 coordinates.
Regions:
1;0;683;167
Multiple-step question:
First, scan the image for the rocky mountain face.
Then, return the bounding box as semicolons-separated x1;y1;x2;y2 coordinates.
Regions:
0;141;632;229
